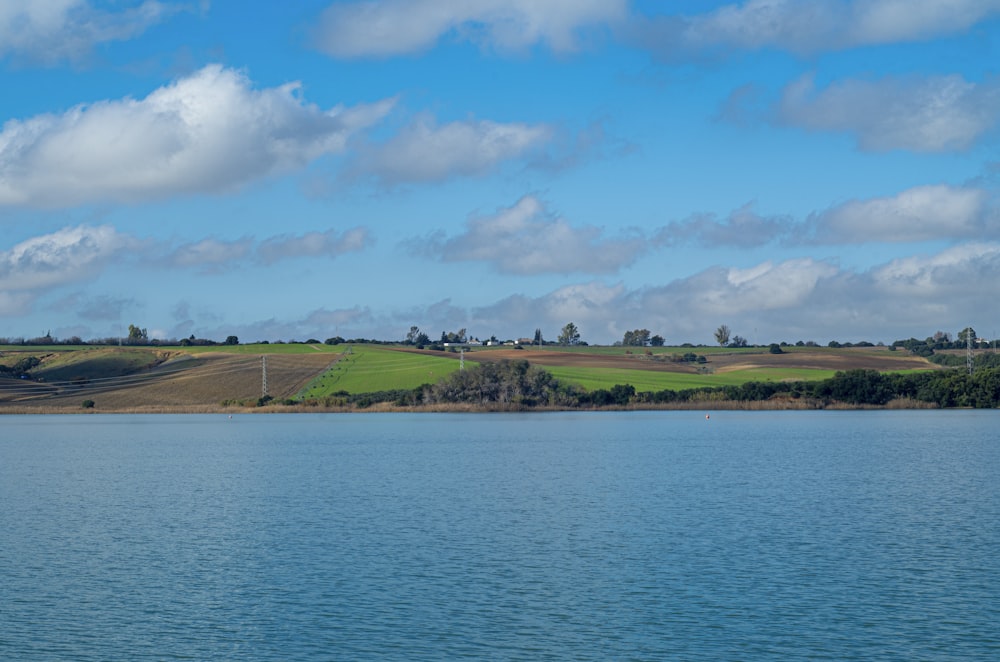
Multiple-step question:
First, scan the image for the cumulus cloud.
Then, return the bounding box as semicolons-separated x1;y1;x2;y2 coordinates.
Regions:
0;225;136;292
161;228;372;270
654;203;795;248
808;185;994;243
312;0;626;58
778;73;1000;152
0;0;178;64
629;0;1000;58
871;243;1000;296
0;64;395;208
256;228;371;265
0;225;136;315
163;237;254;271
415;195;647;275
348;115;552;188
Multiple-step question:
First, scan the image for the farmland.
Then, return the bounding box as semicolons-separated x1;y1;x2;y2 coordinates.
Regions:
0;342;940;412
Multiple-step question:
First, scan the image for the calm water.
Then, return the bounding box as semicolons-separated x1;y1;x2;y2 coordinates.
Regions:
1;411;998;660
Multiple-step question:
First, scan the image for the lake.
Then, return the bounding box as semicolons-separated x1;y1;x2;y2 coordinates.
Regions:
1;411;998;660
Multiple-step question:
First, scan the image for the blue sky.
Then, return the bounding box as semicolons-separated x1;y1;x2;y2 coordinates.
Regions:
3;0;1000;346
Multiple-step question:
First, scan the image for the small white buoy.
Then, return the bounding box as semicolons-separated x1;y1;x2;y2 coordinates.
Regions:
705;414;710;420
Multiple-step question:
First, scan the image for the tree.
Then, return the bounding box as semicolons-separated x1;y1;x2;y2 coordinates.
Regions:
558;322;581;346
442;328;468;344
622;329;650;346
406;326;424;345
650;335;665;347
225;335;239;345
730;335;748;348
714;324;731;346
958;327;978;345
533;328;543;345
127;324;148;343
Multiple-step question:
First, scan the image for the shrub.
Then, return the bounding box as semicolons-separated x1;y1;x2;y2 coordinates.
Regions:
82;399;95;409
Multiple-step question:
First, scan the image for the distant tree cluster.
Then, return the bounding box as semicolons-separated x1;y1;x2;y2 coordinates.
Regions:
892;327;991;357
622;329;651;346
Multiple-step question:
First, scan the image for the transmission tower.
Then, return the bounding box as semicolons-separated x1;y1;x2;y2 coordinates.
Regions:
262;355;269;397
966;326;974;375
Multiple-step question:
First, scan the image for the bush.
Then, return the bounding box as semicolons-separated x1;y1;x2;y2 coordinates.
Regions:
82;399;95;409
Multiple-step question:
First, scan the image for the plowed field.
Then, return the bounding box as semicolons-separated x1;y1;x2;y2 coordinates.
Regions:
0;352;338;411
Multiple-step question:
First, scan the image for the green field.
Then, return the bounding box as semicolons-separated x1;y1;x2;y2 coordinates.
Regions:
297;346;471;397
546;366;839;392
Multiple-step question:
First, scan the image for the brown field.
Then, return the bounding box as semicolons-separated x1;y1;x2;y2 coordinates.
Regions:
0;352;338;412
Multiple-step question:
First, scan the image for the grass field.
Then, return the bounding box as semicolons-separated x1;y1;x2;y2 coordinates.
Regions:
546;365;840;392
296;346;471;397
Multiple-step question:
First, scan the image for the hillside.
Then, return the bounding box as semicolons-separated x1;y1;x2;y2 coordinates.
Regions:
0;343;940;413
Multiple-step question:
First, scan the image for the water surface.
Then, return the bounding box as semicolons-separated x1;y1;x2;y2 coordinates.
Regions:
2;411;998;659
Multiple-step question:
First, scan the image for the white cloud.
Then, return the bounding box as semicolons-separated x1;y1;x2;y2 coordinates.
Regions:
810;185;993;243
164;237;254;271
654;203;794;248
0;225;136;315
0;225;135;292
350;115;552;187
668;258;840;316
256;228;371;265
778;73;1000;152
417;195;647;274
631;0;1000;57
161;228;373;270
312;0;626;58
0;64;395;208
0;0;177;64
871;243;1000;296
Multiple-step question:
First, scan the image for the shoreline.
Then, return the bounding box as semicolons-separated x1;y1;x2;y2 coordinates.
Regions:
0;397;942;415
